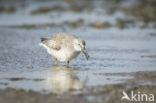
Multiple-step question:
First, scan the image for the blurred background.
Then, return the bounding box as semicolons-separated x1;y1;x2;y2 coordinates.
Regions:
0;0;156;103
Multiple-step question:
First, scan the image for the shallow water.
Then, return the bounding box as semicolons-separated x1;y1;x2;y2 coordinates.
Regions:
0;0;156;94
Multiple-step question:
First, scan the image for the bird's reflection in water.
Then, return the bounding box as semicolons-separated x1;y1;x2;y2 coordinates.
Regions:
44;65;84;94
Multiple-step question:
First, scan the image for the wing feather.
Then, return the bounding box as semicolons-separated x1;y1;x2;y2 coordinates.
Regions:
42;39;61;50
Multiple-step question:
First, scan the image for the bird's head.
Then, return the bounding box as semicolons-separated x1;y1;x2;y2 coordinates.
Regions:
73;38;89;60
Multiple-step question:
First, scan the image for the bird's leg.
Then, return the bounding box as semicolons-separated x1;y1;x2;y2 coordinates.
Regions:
67;61;70;66
54;57;58;66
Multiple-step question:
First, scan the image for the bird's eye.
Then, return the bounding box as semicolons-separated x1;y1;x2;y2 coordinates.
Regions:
82;41;86;45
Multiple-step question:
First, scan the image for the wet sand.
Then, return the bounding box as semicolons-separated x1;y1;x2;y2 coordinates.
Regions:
0;71;156;103
0;0;156;103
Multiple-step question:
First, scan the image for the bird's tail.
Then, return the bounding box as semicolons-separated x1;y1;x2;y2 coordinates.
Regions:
39;38;47;47
40;38;47;42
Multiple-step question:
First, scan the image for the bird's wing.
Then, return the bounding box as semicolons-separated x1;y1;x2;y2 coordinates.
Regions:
42;33;76;50
51;33;75;49
42;39;61;51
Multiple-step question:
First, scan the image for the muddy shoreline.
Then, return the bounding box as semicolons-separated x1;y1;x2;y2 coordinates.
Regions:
0;71;156;103
0;0;156;103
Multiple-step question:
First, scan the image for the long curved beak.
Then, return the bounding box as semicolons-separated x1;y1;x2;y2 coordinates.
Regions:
82;49;89;60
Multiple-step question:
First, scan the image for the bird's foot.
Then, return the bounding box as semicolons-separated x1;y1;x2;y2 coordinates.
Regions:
54;58;58;66
66;61;70;67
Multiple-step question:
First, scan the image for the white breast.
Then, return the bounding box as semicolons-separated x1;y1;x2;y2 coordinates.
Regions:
49;48;80;62
40;43;80;62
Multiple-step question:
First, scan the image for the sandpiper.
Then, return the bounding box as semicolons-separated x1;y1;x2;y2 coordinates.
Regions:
39;33;89;65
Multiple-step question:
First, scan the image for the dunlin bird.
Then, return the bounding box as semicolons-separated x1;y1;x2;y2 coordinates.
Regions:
39;33;89;65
